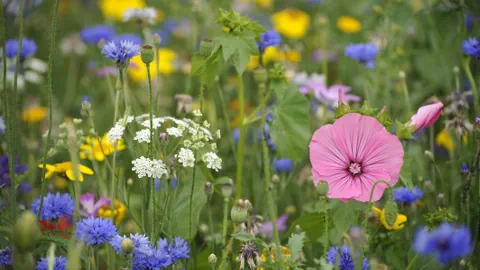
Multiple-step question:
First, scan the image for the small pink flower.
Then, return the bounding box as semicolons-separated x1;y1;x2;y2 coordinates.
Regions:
409;102;444;132
309;113;404;202
79;193;110;217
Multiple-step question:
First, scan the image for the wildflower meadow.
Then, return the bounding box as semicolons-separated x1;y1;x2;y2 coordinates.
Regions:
2;0;480;269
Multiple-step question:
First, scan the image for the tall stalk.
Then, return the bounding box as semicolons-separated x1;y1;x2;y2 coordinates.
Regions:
235;72;246;199
38;0;61;221
463;57;478;113
146;61;155;239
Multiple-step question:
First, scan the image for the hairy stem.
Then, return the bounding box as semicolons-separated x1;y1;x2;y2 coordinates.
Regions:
235;72;246;199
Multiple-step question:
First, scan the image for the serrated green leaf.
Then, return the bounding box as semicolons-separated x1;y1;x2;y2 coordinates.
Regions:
287;232;305;261
270;84;310;160
284;213;328;241
213;32;259;74
232;231;254;242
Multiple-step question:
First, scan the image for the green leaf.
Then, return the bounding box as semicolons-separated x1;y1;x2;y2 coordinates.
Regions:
213;32;259;74
270;84;310;160
284;213;328;241
170;169;208;240
287;232;306;261
399;155;414;189
204;48;224;87
332;200;366;234
232;231;254;242
190;53;205;76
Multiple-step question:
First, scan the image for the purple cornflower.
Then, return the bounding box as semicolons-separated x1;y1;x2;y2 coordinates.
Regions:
0;247;11;267
76;217;117;246
101;40;140;67
344;43;378;69
462;37;480;58
274;159;293;173
414;223;472;264
80;25;116;45
31;192;75;221
5;38;37;59
258;214;288;238
110;34;142;45
258;30;281;51
393;186;424;204
36;256;67;270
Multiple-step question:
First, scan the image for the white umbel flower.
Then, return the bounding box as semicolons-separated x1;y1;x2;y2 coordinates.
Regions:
167;127;183;137
122;7;158;24
176;148;195;167
134;129;151;143
107;124;125;143
203;152;222;171
151;159;168;178
192;110;202;117
141;118;163;129
132;156;168;179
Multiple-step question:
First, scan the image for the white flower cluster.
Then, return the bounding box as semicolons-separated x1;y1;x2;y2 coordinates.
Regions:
176;148;195;167
107;124;125;143
203;152;222;171
134;129;151;143
141;118;163;129
166;127;183;137
122;7;158;24
132;156;168;179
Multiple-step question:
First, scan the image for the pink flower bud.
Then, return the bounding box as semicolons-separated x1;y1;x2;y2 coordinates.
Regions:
409;102;444;132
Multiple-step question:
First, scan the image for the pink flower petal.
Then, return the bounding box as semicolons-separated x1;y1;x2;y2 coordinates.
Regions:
410;102;444;132
355;169;391;202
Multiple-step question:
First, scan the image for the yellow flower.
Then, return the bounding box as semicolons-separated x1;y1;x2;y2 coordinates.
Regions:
129;49;177;82
255;0;272;9
286;50;301;63
262;46;285;66
80;134;126;162
246;56;260;72
98;200;127;225
99;0;145;21
258;246;291;270
22;107;47;124
272;9;310;39
372;206;407;231
39;162;94;182
336;16;361;34
435;129;468;152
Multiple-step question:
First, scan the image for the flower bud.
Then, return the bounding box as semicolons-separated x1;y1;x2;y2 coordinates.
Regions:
453;66;460;74
244;199;252;211
398;71;406;79
208;253;217;265
221;179;234;198
231;199;248;223
204;182;213;196
153;34;162;47
121;238;134;255
141;45;155;65
253;68;268;84
82;96;91;111
271;174;280;184
12;211;40;253
199;224;209;234
316;182;329;196
12;250;35;269
295;224;301;233
424;150;434;162
199;39;214;57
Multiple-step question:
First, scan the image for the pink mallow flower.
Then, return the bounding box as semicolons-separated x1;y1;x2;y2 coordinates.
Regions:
309;113;404;202
258;214;288;238
79;193;110;217
409;102;444;132
300;82;360;106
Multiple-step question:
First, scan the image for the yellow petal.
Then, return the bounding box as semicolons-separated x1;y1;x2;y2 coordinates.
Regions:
94;152;105;162
79;165;94;175
45;171;55;179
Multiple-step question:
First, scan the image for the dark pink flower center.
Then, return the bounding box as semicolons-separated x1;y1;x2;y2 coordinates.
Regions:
348;162;362;176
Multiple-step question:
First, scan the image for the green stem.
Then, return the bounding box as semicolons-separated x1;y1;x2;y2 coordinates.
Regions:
259;82;283;267
38;0;60;221
323;196;329;257
235;72;246;199
219;225;237;270
462;57;478;113
207;197;216;253
405;254;419;270
222;197;229;246
146;63;155;239
400;73;412;116
189;161;197;241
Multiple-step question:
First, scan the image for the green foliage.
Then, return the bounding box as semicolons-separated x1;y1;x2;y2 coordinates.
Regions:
191;48;224;87
332;200;366;234
399;155;414;189
213;32;259;74
424;208;458;228
284;213;328;241
287;232;306;261
215;8;265;36
270;83;310;161
396;120;415;140
232;231;254;242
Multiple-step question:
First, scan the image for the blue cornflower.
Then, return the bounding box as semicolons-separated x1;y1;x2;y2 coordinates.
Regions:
414;222;472;264
110;34;142;45
274;158;293;173
339;245;355;270
362;257;369;270
258;30;281;51
326;246;338;264
101;40;140;67
393;186;423;204
80;25;116;45
461;163;469;174
462;37;480;58
155;237;190;263
0;154;28;191
36;256;67;270
76;217;117;246
111;233;153;267
466;13;474;31
264;123;276;151
344;43;378;69
0;116;5;134
31;192;75;221
5;38;37;59
0;247;11;266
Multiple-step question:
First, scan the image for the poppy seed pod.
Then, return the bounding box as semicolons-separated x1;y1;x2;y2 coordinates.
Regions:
208;253;217;265
12;211;40;253
121;238;134;255
199;39;214;57
231;199;249;223
141;45;155;65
